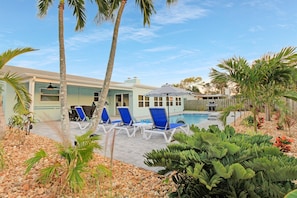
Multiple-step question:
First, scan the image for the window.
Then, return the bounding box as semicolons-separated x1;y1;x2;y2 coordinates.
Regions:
138;95;150;107
94;92;99;102
176;97;181;106
154;97;163;107
166;96;173;106
40;88;59;101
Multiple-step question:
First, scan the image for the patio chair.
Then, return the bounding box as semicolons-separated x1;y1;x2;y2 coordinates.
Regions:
114;107;143;137
143;107;189;143
97;107;121;133
70;106;91;130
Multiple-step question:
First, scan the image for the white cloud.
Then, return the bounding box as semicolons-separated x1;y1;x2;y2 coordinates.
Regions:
143;46;176;52
152;2;208;25
248;25;264;32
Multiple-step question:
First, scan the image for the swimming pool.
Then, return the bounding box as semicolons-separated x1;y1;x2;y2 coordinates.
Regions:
141;113;209;126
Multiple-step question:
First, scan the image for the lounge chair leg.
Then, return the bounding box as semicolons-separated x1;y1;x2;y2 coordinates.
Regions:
143;131;152;140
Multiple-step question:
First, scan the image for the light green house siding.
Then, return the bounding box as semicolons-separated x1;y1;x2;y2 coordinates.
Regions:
2;65;190;123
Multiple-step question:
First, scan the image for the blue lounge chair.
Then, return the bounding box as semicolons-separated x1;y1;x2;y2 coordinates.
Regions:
115;107;143;137
71;106;91;130
97;107;121;133
143;107;189;143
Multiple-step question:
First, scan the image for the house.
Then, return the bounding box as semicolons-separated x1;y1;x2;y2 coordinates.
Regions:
2;65;187;123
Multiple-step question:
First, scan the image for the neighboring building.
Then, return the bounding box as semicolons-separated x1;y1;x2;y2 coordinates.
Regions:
2;65;188;123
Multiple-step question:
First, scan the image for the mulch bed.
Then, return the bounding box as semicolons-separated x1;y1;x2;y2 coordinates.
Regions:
0;130;174;198
1;111;296;197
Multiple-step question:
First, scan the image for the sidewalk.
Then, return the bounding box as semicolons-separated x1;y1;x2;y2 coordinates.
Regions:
31;111;243;172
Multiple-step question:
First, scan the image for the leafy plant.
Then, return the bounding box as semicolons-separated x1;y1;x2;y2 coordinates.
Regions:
8;113;35;135
276;122;284;130
285;189;297;198
241;115;254;126
274;136;294;152
144;125;297;197
241;115;264;129
25;131;108;194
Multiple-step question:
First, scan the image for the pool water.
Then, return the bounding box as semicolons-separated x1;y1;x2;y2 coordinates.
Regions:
141;113;208;126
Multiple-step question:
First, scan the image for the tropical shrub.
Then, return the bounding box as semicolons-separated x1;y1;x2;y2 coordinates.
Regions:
241;115;264;129
144;125;297;197
274;136;294;152
8;113;35;135
25;131;110;194
241;115;254;126
276;122;284;130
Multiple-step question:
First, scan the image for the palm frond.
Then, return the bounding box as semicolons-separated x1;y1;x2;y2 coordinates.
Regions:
1;72;31;114
0;48;37;68
37;0;54;17
68;0;87;31
135;0;156;26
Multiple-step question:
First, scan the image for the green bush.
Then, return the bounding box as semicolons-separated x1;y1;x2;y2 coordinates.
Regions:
241;115;254;126
25;131;110;194
144;125;297;197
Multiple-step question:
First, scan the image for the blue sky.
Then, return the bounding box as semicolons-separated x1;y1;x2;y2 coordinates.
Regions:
1;0;297;87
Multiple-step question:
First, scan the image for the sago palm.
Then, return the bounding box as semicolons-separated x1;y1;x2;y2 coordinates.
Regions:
0;47;36;138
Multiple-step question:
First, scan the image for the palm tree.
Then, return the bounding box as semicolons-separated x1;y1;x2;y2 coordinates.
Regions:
90;0;178;131
37;0;109;143
210;47;297;132
210;57;261;132
0;48;36;138
253;47;297;121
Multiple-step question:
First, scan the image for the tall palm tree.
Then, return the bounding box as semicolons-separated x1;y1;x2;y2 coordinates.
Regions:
0;48;36;138
37;0;109;142
90;0;178;131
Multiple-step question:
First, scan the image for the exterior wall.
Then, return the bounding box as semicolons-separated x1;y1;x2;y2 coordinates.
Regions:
2;76;187;123
3;83;15;123
33;83;102;121
34;83;61;121
128;87;186;120
130;87;151;119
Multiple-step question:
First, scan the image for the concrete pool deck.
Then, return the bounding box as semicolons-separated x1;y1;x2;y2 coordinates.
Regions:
31;111;244;172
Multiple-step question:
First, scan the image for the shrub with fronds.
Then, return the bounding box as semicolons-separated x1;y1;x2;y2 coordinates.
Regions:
144;125;297;197
25;131;109;194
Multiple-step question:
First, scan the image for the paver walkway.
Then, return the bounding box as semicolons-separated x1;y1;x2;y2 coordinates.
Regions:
31;111;243;172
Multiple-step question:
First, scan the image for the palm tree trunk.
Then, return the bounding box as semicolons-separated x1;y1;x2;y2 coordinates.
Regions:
265;103;271;121
58;2;70;145
90;0;127;131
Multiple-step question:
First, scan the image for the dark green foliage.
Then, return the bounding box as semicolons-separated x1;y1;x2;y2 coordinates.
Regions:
242;115;254;126
144;125;297;197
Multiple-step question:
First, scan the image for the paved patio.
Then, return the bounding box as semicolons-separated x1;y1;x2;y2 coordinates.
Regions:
31;111;243;172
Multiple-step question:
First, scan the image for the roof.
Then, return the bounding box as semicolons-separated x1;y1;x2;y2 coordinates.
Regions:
3;65;157;90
